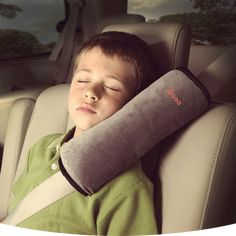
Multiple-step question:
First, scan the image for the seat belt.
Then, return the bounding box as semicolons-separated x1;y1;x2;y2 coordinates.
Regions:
1;171;75;226
49;0;84;84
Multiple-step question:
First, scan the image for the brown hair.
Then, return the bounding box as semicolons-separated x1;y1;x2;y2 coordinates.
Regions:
73;31;158;92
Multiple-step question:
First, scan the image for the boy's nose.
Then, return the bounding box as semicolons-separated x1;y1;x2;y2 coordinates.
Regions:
84;92;97;101
83;86;100;102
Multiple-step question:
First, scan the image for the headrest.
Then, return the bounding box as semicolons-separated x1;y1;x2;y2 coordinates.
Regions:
96;14;145;34
197;46;236;103
103;22;191;77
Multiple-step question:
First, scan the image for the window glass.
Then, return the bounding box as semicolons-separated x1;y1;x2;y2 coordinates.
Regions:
128;0;236;46
0;0;65;60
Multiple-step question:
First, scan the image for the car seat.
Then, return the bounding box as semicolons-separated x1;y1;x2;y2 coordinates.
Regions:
2;22;236;234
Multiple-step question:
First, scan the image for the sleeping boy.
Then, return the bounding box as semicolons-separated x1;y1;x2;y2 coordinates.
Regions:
8;31;159;235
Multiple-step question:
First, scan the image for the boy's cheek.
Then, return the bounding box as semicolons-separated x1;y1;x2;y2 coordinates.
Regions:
68;91;81;107
68;99;77;120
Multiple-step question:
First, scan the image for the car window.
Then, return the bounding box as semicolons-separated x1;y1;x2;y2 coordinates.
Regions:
127;0;236;46
0;0;65;60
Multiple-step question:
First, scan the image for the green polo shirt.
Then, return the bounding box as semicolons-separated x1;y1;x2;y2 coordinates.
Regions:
9;129;157;235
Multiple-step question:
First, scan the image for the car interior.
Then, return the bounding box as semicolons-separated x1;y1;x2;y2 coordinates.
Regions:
0;0;236;234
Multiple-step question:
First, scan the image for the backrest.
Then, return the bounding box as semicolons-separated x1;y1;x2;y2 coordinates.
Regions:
156;103;236;233
0;87;47;220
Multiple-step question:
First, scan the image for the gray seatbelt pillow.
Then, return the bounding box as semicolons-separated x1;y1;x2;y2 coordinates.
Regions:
59;68;210;195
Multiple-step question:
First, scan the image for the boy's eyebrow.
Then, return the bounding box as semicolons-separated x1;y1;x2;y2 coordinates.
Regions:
106;74;122;82
77;68;92;73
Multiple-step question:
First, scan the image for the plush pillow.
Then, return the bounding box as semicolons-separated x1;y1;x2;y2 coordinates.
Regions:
59;68;210;195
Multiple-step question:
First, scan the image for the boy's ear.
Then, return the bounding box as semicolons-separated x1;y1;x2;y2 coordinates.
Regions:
59;68;210;196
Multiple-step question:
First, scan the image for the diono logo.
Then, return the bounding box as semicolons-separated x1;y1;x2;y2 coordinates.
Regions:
166;88;182;106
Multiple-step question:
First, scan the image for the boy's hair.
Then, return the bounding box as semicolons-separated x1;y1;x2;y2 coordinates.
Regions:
73;31;158;92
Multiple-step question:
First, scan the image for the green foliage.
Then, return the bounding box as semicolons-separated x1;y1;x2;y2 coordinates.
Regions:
0;2;22;19
0;29;52;59
159;11;236;45
0;3;55;59
191;0;235;13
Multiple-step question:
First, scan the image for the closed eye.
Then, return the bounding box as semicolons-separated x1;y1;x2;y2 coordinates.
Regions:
77;80;89;83
104;85;120;92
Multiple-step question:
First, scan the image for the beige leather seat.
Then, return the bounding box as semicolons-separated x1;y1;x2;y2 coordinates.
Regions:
96;14;145;35
0;87;47;220
3;22;236;234
197;45;236;103
152;103;236;233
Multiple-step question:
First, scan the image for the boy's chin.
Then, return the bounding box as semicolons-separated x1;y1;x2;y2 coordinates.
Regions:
74;123;98;134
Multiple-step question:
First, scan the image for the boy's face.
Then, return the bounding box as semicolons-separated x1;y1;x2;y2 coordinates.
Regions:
68;46;137;137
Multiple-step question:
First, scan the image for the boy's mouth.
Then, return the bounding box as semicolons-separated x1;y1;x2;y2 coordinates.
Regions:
76;104;97;113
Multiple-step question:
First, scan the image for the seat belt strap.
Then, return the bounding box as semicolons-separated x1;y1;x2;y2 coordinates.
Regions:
49;0;84;84
2;171;74;226
48;25;66;62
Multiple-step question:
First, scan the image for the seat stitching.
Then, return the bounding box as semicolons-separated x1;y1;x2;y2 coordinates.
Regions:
10;99;35;186
199;109;236;228
159;164;168;220
171;24;185;68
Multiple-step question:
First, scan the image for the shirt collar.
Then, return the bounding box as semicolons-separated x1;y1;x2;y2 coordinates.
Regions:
60;126;76;145
48;126;76;150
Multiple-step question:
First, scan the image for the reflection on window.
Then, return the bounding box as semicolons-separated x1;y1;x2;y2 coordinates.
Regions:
0;0;65;60
128;0;236;46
